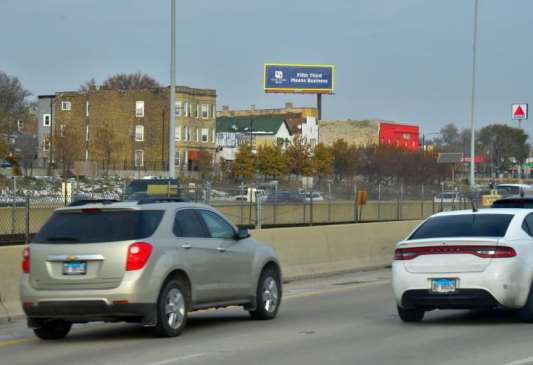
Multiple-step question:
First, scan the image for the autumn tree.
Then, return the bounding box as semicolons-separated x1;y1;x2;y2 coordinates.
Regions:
231;143;256;182
256;143;286;180
53;124;83;176
285;135;313;177
100;72;161;90
330;139;358;181
311;143;333;181
93;121;123;175
196;150;213;180
0;71;31;134
478;124;529;173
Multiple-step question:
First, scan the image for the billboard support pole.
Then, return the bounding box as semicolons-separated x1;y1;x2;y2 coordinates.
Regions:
169;0;176;179
317;93;322;121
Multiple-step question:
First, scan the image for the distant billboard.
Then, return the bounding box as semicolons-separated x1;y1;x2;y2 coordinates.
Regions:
263;64;334;94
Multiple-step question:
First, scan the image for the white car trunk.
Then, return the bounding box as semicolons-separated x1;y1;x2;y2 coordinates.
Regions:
399;237;500;273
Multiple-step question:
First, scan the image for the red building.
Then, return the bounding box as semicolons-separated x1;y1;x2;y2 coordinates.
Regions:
379;122;419;151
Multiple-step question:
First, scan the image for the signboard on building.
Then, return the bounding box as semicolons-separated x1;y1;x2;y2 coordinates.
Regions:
263;64;334;94
512;103;528;120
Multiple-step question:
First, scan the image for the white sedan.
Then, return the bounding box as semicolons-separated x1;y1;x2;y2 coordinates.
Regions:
392;208;533;322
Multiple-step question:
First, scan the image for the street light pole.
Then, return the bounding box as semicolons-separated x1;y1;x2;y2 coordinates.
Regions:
469;0;479;188
169;0;176;179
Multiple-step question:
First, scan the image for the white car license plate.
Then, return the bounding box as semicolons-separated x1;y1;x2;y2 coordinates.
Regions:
431;278;457;293
63;262;87;275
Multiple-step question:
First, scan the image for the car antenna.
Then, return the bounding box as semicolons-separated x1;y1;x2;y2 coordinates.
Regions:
470;189;478;213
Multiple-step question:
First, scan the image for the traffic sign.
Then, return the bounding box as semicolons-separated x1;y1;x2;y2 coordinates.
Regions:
512;103;528;120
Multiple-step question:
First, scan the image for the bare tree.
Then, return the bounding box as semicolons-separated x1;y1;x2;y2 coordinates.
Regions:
79;78;98;92
0;71;31;133
93;122;123;175
54;124;83;176
101;72;161;90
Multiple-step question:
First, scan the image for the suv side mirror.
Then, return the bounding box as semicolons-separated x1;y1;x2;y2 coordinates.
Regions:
237;227;250;240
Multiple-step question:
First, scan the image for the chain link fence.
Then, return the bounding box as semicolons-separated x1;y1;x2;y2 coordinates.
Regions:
0;176;482;243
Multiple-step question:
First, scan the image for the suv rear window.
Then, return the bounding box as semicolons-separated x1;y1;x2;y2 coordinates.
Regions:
33;210;164;243
409;214;513;240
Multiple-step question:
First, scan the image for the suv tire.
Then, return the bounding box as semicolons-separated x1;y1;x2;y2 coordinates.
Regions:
33;320;72;340
250;267;281;320
397;306;425;322
153;278;189;337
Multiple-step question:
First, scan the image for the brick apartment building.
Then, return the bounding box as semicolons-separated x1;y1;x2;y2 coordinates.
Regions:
37;86;216;176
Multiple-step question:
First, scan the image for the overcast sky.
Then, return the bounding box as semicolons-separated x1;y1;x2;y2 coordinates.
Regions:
1;0;532;135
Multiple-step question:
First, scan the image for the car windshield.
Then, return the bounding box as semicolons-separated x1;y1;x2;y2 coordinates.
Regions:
409;214;513;240
497;186;521;195
33;210;164;243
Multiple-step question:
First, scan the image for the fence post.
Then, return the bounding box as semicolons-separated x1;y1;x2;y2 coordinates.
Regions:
377;184;382;221
396;195;401;221
353;184;358;223
302;199;306;224
255;191;262;230
239;183;244;226
327;182;332;223
25;196;30;244
421;184;424;219
11;177;16;234
309;194;314;226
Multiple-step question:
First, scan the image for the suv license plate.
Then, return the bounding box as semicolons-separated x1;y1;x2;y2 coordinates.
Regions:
63;262;87;275
431;278;457;293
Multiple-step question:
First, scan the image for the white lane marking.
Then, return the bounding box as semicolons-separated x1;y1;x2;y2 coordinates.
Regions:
502;356;533;365
145;353;208;365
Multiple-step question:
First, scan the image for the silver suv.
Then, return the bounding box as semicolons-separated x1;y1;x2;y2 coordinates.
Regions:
20;199;282;339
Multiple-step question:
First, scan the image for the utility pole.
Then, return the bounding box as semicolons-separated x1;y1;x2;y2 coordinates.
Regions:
469;0;479;188
169;0;176;179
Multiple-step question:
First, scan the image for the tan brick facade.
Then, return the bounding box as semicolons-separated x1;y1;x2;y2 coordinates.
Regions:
217;102;318;119
319;120;380;147
51;87;216;175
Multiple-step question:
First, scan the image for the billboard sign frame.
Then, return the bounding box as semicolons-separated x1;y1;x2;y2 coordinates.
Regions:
263;63;335;94
512;103;528;120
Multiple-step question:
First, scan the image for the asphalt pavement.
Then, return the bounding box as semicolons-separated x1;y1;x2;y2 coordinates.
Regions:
2;269;533;365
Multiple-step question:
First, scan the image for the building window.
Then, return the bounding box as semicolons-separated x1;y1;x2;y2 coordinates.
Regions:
135;125;144;142
201;128;209;142
86;101;90;117
211;104;215;119
135;150;144;167
201;104;209;119
17;120;23;131
211;128;215;143
189;103;193;117
43;138;50;152
43;114;51;127
176;151;181;166
196;128;200;142
184;102;189;117
60;124;65;137
86;125;89;142
196;104;200;118
176;101;183;116
175;126;181;141
135;101;144;117
61;101;71;111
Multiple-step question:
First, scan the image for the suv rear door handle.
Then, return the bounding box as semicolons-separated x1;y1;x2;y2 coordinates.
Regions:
181;244;192;250
217;247;226;253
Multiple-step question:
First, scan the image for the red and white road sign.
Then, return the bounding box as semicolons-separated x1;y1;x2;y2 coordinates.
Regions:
512;103;528;120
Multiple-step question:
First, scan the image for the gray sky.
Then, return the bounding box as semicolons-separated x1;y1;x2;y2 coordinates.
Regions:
1;0;532;135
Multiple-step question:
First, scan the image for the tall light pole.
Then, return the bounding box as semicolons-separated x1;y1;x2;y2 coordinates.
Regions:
469;0;479;188
169;0;176;179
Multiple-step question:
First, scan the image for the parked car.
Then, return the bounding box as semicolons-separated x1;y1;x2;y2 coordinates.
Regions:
433;191;462;203
264;191;305;203
304;192;325;202
0;159;13;168
20;199;282;339
496;184;533;197
393;209;533;323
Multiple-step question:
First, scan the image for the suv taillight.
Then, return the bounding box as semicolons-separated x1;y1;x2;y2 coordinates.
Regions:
126;242;152;271
22;246;30;273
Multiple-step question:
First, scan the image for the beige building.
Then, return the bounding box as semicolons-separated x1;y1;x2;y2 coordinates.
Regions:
217;102;318;119
42;86;216;176
319;120;380;147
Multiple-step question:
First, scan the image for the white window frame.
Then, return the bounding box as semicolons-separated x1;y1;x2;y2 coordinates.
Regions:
212;128;215;143
135;149;144;167
135;125;144;142
196;104;200;119
196;128;200;142
135;101;144;117
86;101;90;117
85;125;89;142
61;101;71;111
176;101;182;116
188;103;193;117
211;104;216;119
43;114;51;127
201;104;209;119
175;126;181;141
184;102;189;117
176;151;181;166
43;138;50;152
60;124;65;137
201;128;209;143
17;120;23;131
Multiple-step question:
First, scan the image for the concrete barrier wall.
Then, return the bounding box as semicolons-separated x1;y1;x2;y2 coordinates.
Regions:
0;220;421;321
251;220;420;281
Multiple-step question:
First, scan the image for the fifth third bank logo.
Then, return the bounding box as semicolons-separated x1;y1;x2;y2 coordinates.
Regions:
274;70;283;80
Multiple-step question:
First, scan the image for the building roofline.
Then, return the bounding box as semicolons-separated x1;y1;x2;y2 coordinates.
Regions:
38;95;56;99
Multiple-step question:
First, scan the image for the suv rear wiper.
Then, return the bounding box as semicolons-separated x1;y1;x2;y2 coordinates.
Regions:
45;237;81;242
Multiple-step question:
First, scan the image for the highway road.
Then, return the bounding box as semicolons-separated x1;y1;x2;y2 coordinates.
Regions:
2;269;533;365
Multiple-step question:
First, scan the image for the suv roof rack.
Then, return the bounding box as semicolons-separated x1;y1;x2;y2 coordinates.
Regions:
137;197;191;205
67;199;120;207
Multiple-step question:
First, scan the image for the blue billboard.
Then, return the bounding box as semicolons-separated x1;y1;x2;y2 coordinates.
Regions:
263;64;335;94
